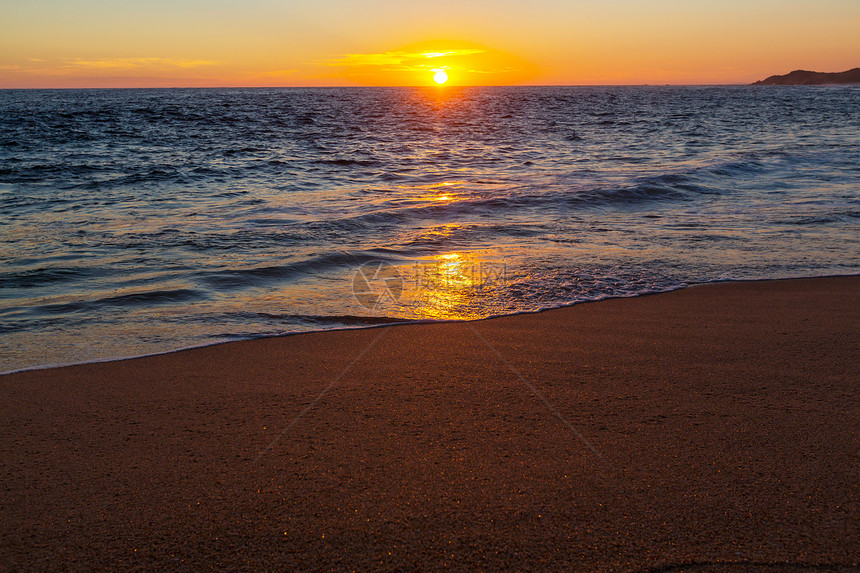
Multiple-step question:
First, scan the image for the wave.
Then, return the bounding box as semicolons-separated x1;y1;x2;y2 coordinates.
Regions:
309;168;728;232
0;266;100;290
194;251;399;290
27;288;205;316
220;312;414;327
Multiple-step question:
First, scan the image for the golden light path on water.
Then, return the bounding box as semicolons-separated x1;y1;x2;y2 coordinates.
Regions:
386;251;512;321
217;179;516;326
413;252;485;320
371;180;515;321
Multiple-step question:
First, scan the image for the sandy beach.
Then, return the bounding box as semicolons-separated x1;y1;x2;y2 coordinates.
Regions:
1;276;858;572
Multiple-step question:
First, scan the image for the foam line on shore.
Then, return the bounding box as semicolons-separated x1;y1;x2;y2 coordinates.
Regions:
3;272;858;377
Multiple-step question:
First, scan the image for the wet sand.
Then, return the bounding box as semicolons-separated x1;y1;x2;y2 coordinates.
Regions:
1;276;858;572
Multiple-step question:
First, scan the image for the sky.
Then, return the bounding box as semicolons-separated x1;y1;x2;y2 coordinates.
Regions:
1;0;858;88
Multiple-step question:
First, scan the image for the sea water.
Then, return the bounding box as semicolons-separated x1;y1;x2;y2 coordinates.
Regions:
1;86;858;372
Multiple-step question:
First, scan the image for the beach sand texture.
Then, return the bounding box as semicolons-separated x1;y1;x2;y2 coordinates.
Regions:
1;277;858;571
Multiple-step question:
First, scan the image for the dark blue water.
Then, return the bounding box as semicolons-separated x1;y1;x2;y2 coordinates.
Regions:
1;86;859;372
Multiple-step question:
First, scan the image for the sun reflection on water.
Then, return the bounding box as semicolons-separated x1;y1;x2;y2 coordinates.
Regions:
395;180;462;204
402;251;507;320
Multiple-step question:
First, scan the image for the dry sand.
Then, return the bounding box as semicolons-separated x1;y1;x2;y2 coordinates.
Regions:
1;276;858;572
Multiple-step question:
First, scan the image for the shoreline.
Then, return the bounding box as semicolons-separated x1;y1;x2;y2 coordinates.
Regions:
3;272;857;377
1;276;858;571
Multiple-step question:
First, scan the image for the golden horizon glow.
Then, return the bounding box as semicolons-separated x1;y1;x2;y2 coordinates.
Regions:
1;0;858;88
320;41;539;86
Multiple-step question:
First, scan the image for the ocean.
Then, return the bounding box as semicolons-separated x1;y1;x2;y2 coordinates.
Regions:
1;86;858;372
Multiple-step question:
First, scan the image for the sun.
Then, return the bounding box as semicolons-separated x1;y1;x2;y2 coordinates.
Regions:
432;70;448;84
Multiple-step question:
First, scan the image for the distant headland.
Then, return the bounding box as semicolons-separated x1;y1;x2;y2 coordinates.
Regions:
753;68;860;85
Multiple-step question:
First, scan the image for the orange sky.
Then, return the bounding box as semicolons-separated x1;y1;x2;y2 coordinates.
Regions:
1;0;858;88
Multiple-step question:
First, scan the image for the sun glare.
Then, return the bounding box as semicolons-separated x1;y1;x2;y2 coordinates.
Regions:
433;70;448;84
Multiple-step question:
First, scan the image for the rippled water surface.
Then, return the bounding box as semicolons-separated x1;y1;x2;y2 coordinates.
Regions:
1;86;859;371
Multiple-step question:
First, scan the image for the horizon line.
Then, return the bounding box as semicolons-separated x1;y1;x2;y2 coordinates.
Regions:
1;82;800;91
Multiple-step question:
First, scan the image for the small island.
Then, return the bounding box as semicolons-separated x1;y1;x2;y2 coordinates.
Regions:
753;67;860;85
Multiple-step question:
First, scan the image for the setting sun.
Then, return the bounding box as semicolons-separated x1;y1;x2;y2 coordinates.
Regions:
432;70;449;84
